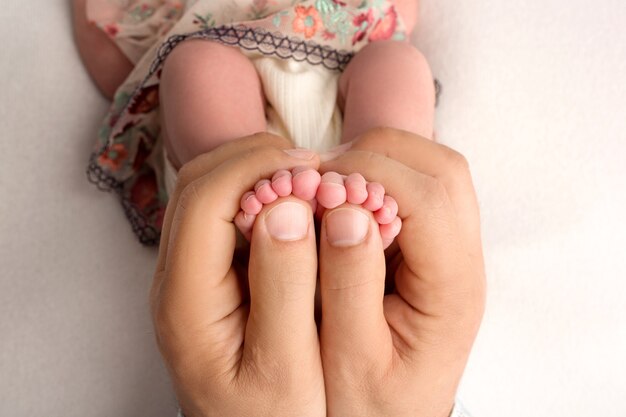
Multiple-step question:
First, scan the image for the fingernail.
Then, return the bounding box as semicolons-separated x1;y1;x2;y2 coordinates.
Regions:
265;202;309;241
284;148;316;160
325;208;369;247
319;141;353;162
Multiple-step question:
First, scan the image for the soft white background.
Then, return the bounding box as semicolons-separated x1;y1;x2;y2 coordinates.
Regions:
1;0;625;416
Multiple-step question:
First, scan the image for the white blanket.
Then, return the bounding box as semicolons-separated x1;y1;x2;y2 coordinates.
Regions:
1;0;625;416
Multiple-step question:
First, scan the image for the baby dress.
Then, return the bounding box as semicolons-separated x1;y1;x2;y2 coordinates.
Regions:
86;0;410;245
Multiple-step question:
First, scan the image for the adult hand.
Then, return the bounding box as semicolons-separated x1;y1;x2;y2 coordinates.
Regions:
318;127;486;417
150;133;326;417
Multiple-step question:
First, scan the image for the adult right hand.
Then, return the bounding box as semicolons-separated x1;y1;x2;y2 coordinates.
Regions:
150;133;325;417
318;127;486;417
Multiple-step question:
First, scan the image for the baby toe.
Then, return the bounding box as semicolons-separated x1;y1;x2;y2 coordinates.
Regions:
316;171;347;209
345;173;368;205
255;179;278;204
380;216;402;249
271;169;293;197
374;195;399;225
292;167;322;201
362;182;385;211
241;191;263;215
234;210;256;241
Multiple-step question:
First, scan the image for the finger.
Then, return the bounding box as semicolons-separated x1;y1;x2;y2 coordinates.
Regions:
337;127;482;260
154;145;319;350
245;197;321;368
319;204;391;363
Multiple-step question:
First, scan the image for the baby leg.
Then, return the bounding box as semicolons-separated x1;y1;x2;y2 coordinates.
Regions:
72;0;133;99
160;40;267;168
236;169;401;249
338;40;435;142
393;0;419;35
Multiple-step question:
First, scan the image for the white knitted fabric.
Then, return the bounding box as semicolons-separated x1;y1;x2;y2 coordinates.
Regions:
164;54;343;196
252;56;343;152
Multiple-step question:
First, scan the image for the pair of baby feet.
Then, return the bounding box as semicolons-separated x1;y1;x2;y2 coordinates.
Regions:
234;167;402;249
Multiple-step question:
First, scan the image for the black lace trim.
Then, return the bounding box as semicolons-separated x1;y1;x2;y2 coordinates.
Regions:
434;78;442;106
86;155;160;246
150;25;355;77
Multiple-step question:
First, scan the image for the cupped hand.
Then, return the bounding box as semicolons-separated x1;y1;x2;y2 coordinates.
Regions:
150;133;326;417
318;127;486;417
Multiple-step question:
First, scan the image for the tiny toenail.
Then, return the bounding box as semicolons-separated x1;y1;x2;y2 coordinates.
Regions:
265;202;309;241
326;208;369;247
284;148;316;160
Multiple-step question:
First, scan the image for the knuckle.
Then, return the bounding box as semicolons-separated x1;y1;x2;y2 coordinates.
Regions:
175;160;196;188
420;175;449;209
241;144;283;165
443;146;469;170
355;149;389;173
441;146;471;178
353;126;402;155
151;300;172;351
249;131;293;148
176;181;199;210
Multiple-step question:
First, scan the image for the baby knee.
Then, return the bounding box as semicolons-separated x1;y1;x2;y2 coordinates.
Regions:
372;41;430;71
162;40;252;79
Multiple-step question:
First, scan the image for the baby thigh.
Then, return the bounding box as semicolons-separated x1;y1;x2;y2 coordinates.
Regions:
338;40;435;142
160;40;267;169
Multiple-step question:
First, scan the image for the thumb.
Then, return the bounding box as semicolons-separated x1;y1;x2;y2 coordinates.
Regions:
245;196;321;366
319;204;391;366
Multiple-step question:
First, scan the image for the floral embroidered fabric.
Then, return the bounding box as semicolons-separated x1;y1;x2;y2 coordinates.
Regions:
86;0;409;245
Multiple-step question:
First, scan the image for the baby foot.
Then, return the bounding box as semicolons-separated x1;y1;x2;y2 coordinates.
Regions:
235;168;402;249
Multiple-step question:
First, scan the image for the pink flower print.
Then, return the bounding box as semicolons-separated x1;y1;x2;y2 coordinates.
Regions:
104;23;119;38
352;9;373;45
98;143;128;171
128;85;160;114
322;29;336;41
154;207;166;229
368;6;398;42
293;6;322;39
130;172;158;210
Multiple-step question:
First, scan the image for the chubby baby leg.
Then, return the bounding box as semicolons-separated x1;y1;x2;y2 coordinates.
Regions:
393;0;419;35
160;40;267;169
338;40;435;141
72;0;133;99
236;168;402;249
